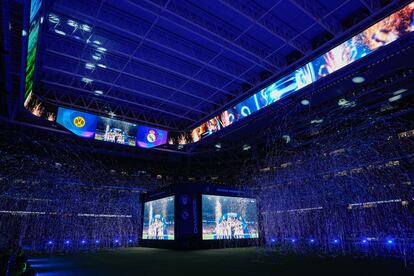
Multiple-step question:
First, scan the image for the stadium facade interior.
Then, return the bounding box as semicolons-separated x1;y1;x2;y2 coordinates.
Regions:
1;0;414;275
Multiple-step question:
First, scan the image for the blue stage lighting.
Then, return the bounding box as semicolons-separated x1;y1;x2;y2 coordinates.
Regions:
114;239;119;243
95;240;100;244
64;240;70;245
362;239;368;244
47;240;53;245
387;239;394;245
333;239;339;244
128;239;133;243
291;239;296;243
309;239;315;243
271;238;276;243
81;240;86;244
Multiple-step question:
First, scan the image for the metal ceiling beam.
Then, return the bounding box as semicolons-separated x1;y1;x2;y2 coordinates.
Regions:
105;0;169;99
40;79;197;123
155;1;287;112
359;0;381;13
42;31;238;98
289;0;343;36
42;46;220;107
185;0;352;127
133;0;284;70
51;4;255;86
40;65;209;116
174;0;287;116
221;0;311;54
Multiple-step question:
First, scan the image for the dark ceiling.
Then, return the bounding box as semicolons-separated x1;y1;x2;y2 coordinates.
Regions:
28;0;404;131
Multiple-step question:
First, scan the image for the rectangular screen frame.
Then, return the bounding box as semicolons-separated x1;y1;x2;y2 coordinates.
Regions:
201;194;259;241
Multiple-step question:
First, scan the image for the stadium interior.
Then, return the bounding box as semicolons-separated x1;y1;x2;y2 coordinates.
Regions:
1;0;414;275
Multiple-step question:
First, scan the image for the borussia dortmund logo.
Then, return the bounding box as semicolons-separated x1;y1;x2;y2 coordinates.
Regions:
73;116;86;128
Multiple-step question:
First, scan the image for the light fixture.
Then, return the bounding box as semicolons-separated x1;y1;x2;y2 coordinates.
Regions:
338;98;356;108
388;95;402;102
108;111;116;118
81;24;92;32
92;54;102;61
81;77;93;84
301;99;310;105
311;119;323;124
215;143;221;149
392;88;407;95
352;76;365;83
97;64;107;68
48;13;60;24
22;30;27;37
67;19;78;28
282;135;291;144
85;63;95;70
242;144;251;151
54;29;66;36
94;90;103;95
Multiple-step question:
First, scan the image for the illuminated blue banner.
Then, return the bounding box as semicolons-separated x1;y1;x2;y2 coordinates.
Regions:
136;126;168;148
57;107;98;138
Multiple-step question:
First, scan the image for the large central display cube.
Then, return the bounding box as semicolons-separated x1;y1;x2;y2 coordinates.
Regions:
139;184;262;249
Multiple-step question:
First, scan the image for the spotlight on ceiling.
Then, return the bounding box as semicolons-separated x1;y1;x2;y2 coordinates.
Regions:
282;135;291;144
85;63;95;70
54;29;66;36
301;99;310;105
242;144;251;151
393;88;407;95
352;76;365;83
81;77;93;84
92;54;102;61
215;143;222;149
388;95;402;102
94;90;103;95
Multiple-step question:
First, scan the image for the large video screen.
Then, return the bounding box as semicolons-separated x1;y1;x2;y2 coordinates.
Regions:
202;195;259;240
142;196;175;240
57;107;98;138
191;2;414;142
94;117;137;146
136;126;168;148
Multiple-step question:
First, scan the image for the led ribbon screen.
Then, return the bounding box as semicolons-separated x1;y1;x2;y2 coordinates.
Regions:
191;3;414;143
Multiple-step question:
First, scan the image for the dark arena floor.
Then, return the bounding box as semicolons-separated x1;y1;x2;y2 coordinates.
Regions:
28;247;413;276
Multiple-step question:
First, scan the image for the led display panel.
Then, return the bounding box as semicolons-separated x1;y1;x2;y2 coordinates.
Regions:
142;196;175;240
191;2;414;142
202;195;259;240
136;126;168;148
24;0;42;102
57;107;98;138
94;117;137;146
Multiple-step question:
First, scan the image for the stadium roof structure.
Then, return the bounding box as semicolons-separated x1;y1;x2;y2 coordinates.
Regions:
2;0;414;154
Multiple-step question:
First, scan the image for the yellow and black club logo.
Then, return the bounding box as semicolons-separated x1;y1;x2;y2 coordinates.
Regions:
73;116;86;128
147;130;156;142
